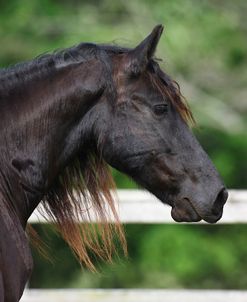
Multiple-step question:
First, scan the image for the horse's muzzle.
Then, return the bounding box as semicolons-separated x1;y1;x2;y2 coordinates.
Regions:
171;188;228;223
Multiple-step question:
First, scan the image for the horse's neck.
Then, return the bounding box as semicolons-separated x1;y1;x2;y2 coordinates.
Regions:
0;68;72;226
0;162;31;227
0;57;109;227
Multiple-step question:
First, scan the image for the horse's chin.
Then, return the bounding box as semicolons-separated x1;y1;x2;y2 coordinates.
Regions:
171;199;202;222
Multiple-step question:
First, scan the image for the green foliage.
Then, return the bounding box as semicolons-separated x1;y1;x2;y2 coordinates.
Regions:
111;169;138;189
195;128;247;188
138;225;241;288
30;224;81;288
1;0;246;290
30;224;247;289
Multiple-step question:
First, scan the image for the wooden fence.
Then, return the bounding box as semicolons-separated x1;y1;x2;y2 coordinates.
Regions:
21;189;247;302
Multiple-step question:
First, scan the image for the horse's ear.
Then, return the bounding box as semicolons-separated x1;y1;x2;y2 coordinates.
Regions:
127;25;164;75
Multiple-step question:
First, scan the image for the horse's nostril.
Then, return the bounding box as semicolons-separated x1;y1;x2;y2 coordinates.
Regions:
212;188;228;215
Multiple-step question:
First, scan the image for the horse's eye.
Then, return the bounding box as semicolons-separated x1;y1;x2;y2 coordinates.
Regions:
153;104;168;116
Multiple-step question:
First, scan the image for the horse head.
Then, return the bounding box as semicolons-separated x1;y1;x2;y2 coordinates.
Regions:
95;25;228;223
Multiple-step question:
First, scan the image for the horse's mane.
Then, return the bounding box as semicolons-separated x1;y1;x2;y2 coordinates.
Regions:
40;149;126;270
0;42;193;125
1;42;193;270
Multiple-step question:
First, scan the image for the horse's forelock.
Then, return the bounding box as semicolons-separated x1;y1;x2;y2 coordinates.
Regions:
147;62;195;126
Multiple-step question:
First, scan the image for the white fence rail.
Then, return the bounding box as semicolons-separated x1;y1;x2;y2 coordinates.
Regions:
21;289;247;302
29;189;247;224
23;189;247;302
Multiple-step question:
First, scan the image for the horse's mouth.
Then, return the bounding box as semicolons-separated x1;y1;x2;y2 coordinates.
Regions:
170;198;222;223
171;198;201;222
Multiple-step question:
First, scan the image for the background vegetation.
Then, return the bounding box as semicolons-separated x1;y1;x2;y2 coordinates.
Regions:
0;0;246;289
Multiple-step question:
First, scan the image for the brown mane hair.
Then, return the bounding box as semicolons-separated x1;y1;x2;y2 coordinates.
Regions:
40;149;127;271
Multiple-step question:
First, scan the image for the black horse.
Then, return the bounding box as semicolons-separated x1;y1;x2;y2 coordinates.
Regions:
0;25;228;301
